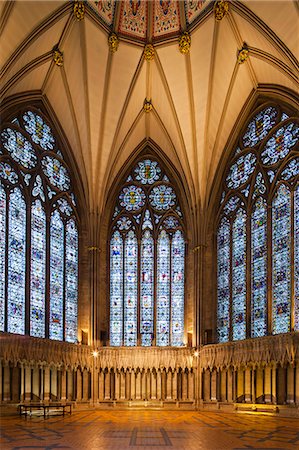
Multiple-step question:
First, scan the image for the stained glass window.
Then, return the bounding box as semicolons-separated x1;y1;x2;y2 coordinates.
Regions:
272;184;291;334
217;102;298;342
109;157;185;346
0;183;6;331
232;209;246;341
30;200;46;338
295;185;299;331
251;198;267;337
217;217;230;342
124;230;138;346
0;107;79;342
7;188;26;335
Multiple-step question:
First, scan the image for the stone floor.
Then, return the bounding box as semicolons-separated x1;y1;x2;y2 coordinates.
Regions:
0;409;299;450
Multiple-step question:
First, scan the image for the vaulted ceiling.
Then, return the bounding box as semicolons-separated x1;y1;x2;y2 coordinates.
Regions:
1;1;298;214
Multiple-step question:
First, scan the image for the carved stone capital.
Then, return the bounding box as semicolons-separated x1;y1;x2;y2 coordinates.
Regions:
238;43;249;64
144;44;155;61
214;1;229;21
108;33;119;53
73;0;85;21
179;31;191;54
143;98;152;113
52;47;63;67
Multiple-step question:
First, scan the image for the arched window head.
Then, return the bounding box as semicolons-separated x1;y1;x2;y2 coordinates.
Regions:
217;102;299;342
0;107;79;343
109;156;185;347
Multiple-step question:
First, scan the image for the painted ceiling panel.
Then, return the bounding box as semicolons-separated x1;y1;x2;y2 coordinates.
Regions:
4;61;51;99
157;44;194;183
1;16;68;90
84;20;109;179
1;1;64;68
98;42;143;186
241;0;299;58
45;66;89;202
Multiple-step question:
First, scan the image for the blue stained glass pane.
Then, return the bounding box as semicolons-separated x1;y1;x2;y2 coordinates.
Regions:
157;230;170;346
232;209;246;341
217;217;230;342
242;106;278;147
124;230;138;346
30;200;46;338
251;198;267;337
0;183;6;331
119;185;146;211
116;216;132;230
1;128;37;168
272;184;291;334
140;230;154;346
110;231;123;346
134;159;161;184
49;210;64;340
57;198;73;217
261;122;299;166
32;175;45;202
295;185;299;331
65;219;78;343
281;157;299;181
252;173;266;199
41;156;71;191
149;185;176;211
23;110;55;151
226;153;256;189
7;188;26;334
163;216;179;230
171;230;185;346
0;162;19;184
223;196;240;215
142;210;153;230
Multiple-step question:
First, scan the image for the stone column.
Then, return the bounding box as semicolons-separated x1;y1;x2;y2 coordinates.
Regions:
166;370;172;400
173;370;178;401
98;370;104;401
51;368;57;401
220;370;227;402
20;365;25;402
151;370;157;400
104;370;111;400
130;370;135;400
141;370;147;400
3;365;11;402
286;366;295;404
61;370;67;401
256;368;264;403
271;365;277;404
12;367;21;402
211;370;217;401
136;371;141;400
67;369;73;400
188;370;194;401
157;370;162;401
32;367;40;401
182;370;188;401
295;365;299;406
264;367;272;403
24;366;31;402
82;370;89;401
203;369;211;401
76;369;82;402
237;369;244;402
251;368;256;404
120;370;125;400
245;368;252;403
125;370;131;400
227;368;233;402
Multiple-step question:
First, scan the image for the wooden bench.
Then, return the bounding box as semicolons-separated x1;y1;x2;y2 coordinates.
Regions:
18;401;73;418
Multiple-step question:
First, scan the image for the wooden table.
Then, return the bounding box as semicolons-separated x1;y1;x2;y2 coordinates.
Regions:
18;402;73;418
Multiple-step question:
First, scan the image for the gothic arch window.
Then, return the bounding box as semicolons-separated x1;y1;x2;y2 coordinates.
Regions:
0;107;79;342
217;102;299;342
109;156;185;347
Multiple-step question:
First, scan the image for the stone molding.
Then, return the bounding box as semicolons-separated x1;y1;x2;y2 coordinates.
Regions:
200;333;299;370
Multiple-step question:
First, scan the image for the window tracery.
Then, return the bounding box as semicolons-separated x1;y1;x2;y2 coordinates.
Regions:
109;156;185;347
217;102;299;341
0;107;79;342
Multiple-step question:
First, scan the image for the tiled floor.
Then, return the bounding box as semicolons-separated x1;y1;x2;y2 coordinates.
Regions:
0;408;298;450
